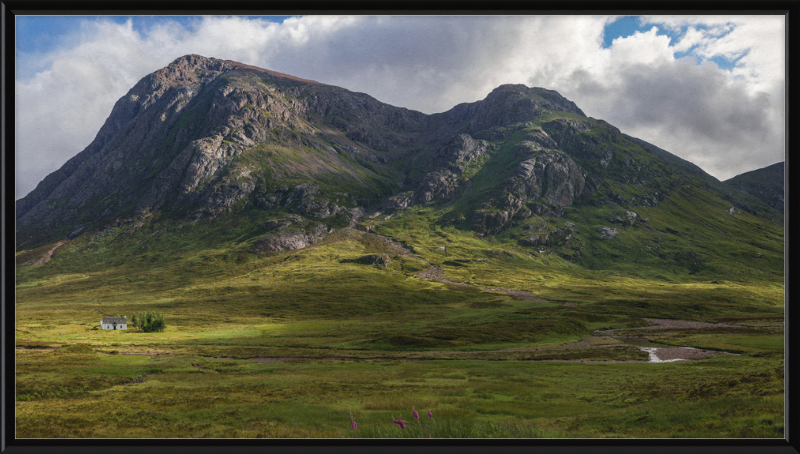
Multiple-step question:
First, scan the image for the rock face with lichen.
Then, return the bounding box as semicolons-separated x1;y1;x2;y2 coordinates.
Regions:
16;54;782;253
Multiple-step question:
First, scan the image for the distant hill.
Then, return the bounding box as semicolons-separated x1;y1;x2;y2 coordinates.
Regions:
723;162;784;212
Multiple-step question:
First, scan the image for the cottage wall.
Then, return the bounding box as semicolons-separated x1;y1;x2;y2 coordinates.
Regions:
100;318;128;330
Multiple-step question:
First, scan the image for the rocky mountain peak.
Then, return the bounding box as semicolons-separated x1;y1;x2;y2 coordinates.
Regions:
485;84;585;117
437;84;586;133
165;54;321;84
15;55;782;251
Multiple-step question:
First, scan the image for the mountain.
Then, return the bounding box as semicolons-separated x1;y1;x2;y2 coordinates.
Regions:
17;55;584;247
16;54;783;280
723;162;784;213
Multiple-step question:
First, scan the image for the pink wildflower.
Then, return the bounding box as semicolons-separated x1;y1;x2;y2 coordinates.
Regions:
350;410;357;431
413;407;419;419
392;415;406;429
428;410;433;419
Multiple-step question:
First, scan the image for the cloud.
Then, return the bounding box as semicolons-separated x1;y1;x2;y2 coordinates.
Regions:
536;15;785;180
572;58;781;178
14;15;784;199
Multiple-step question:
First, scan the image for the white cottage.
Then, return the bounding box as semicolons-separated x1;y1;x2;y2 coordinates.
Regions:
101;316;127;330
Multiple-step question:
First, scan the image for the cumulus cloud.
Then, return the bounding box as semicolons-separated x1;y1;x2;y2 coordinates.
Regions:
14;15;784;198
549;15;785;180
572;58;779;177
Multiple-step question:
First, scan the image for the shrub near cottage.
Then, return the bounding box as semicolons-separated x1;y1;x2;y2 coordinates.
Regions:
131;311;167;333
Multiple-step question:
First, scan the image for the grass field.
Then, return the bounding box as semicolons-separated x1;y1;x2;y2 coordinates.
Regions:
15;205;785;439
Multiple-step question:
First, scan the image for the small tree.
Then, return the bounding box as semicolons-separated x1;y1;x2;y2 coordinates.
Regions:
132;311;166;333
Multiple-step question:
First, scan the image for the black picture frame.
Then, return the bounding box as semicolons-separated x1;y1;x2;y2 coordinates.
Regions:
3;1;798;453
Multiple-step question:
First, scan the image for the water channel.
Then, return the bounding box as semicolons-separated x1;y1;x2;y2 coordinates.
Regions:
614;336;697;363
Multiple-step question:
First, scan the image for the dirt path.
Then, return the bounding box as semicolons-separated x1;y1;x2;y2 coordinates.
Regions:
638;318;745;330
26;240;66;266
596;318;747;337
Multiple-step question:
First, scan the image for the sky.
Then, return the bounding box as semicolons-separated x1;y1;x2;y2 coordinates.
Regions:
14;15;786;199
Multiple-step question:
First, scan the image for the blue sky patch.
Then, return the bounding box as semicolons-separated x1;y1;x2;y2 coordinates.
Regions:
603;16;740;72
603;16;687;48
602;16;648;48
709;54;743;71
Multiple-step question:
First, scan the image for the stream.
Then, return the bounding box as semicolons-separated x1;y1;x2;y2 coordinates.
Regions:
615;337;705;363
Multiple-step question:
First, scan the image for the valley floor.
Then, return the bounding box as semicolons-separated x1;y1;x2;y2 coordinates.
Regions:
15;224;785;439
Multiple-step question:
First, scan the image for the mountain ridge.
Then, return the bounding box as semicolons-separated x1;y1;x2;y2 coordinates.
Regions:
16;55;783;281
14;55;601;249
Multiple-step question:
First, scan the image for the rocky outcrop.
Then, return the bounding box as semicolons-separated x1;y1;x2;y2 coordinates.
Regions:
468;142;586;234
542;119;615;172
401;134;489;207
597;227;619;240
414;170;462;204
506;147;586;206
67;227;85;240
382;192;414;211
609;211;638;226
434;134;489;169
250;231;316;252
250;222;328;252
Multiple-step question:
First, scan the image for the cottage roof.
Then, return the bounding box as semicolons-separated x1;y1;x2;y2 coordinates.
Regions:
102;317;127;324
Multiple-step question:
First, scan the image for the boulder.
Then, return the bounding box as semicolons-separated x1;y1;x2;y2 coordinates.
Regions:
597;227;619;240
67;226;84;240
250;222;327;252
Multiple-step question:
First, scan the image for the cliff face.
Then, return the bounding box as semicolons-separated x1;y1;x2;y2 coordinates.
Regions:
16;55;782;251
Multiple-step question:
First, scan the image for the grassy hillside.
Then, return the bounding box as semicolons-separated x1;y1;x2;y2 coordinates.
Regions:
15;201;784;438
